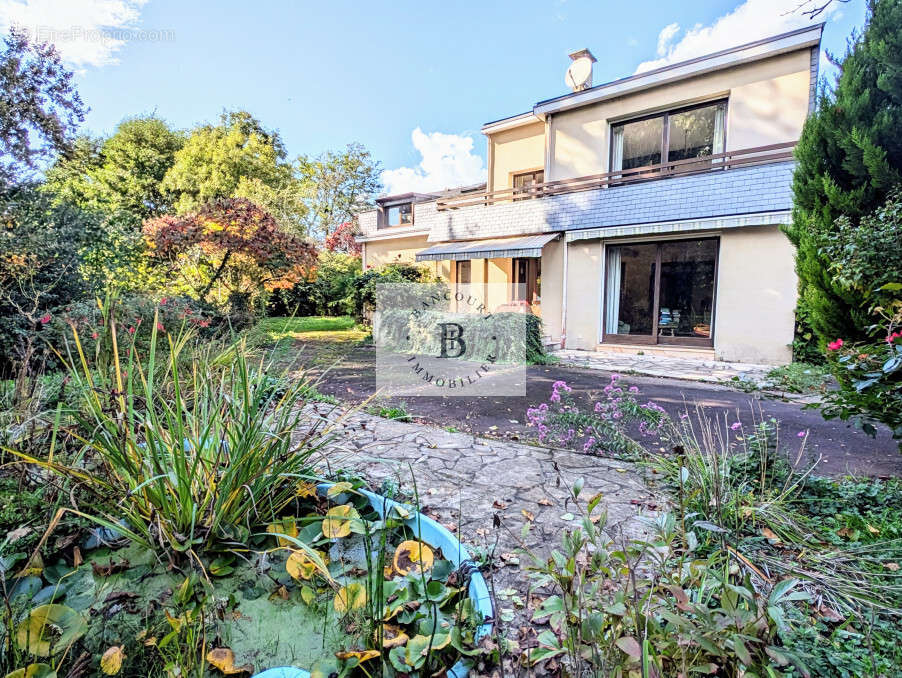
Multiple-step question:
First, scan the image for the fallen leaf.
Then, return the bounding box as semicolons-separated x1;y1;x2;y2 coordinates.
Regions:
6;526;32;544
537;498;553;506
333;582;367;614
492;500;508;510
100;646;125;675
392;541;434;576
884;562;900;572
761;527;781;544
615;636;641;659
521;509;535;522
206;648;252;675
91;559;130;577
335;649;380;662
866;524;880;535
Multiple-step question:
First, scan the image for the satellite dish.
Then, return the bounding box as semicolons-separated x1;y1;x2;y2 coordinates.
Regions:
565;57;593;92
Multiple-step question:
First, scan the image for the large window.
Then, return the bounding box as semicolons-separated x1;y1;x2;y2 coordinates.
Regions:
604;238;718;346
385;202;413;227
611;101;726;174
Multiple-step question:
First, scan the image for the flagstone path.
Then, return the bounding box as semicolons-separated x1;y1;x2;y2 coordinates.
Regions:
306;404;666;652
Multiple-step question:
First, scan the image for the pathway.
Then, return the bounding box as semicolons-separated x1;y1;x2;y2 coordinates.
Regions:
307;405;664;648
552;348;774;386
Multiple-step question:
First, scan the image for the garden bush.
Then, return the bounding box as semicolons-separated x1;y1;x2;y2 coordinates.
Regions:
350;262;440;321
268;251;361;317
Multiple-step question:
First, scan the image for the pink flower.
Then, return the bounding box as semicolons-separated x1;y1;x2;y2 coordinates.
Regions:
797;430;807;438
91;332;98;340
827;338;844;351
160;297;168;305
128;326;136;335
156;322;165;332
39;313;51;325
886;331;901;344
730;422;742;431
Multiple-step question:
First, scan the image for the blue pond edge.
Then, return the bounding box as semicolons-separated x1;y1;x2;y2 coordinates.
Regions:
253;483;494;678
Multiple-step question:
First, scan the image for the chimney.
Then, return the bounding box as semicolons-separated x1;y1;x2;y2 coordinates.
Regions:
565;48;596;92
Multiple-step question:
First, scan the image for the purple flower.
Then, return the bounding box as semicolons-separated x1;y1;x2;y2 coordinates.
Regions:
797;430;807;438
730;422;742;431
629;386;639;393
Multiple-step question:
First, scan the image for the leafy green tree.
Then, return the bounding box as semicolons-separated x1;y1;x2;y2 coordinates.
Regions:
295;143;381;240
0;28;87;186
163;111;290;213
787;0;902;346
45;116;184;219
0;184;101;373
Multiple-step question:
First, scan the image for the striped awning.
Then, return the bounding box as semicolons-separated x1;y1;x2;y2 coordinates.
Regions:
415;233;560;262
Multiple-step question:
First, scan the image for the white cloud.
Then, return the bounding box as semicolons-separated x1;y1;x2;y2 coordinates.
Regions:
635;0;836;73
0;0;149;68
381;128;486;196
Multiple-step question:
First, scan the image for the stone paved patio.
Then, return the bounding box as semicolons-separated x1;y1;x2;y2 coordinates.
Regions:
552;348;774;386
307;404;665;644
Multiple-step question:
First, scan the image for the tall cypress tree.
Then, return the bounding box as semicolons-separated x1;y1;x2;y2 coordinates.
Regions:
788;0;902;345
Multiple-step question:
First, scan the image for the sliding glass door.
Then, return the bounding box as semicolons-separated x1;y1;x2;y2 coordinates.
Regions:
603;238;718;346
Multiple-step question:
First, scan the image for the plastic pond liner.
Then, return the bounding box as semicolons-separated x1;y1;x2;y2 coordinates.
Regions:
252;483;494;678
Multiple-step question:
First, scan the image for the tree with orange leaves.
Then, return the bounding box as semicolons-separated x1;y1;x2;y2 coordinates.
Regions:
143;198;316;315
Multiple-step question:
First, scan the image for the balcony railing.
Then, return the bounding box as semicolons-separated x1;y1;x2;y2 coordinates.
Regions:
436;142;796;211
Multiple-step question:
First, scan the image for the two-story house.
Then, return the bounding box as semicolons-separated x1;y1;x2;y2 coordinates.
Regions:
357;24;823;365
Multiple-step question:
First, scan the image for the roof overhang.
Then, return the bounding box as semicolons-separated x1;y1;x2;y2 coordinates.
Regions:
481;112;542;135
357;227;431;243
534;24;823;119
416;233;560;262
565;211;792;242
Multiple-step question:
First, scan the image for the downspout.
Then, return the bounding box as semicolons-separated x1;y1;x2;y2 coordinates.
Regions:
361;242;367;270
560;237;568;349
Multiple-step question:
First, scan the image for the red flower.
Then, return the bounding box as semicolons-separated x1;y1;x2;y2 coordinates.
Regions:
887;331;901;344
39;313;51;325
160;297;168;305
156;322;165;332
128;326;136;335
91;332;98;340
827;338;844;351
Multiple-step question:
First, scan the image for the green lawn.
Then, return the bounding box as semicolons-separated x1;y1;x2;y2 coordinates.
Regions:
247;316;369;371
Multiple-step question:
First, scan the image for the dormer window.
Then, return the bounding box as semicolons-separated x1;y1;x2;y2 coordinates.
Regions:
611;100;726;173
386;202;413;227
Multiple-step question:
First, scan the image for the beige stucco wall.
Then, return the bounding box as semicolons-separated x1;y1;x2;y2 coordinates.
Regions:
487;121;546;192
548;49;812;181
540;238;564;342
363;235;449;279
714;226;796;365
563;239;603;349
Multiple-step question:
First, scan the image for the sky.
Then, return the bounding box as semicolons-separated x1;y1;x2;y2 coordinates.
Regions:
1;0;867;196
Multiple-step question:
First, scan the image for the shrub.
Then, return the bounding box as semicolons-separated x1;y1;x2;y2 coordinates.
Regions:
350;263;439;321
268;251;361;317
787;0;902;348
526;376;666;456
819;328;902;448
11;319;332;557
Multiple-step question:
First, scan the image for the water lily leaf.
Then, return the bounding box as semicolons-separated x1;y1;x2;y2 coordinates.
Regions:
333;582;367;614
3;664;56;678
266;519;299;547
311;657;340;678
431;632;452;650
100;646;126;675
286;550;329;581
322;505;359;539
335;649;380;662
430;559;454;582
393;540;434;576
206;648;252;675
15;604;86;657
300;585;316;605
388;646;410;672
425;580;449;602
404;634;431;669
327;481;354;497
9;576;41;603
380;624;409;648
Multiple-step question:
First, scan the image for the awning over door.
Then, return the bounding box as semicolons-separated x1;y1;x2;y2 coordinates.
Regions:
415;233;560;262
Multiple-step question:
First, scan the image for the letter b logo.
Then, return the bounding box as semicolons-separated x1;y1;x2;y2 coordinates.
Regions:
437;323;466;358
